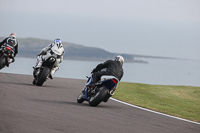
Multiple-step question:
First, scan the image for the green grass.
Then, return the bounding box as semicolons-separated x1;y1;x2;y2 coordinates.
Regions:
112;82;200;123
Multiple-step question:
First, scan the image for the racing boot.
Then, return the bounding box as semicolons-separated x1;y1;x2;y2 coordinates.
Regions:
5;63;9;67
6;58;14;67
49;68;55;79
49;74;53;79
49;66;59;79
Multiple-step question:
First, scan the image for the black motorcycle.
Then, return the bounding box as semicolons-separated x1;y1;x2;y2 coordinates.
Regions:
33;55;57;86
0;45;14;70
77;74;119;107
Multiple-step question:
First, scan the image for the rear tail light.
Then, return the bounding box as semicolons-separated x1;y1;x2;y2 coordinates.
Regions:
112;79;118;84
7;47;11;50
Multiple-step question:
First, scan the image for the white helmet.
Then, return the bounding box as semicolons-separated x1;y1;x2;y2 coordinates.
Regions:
115;55;124;65
54;38;63;48
9;32;17;41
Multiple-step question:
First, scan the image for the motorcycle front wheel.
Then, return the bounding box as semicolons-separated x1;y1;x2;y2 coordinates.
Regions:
77;92;85;103
36;67;50;86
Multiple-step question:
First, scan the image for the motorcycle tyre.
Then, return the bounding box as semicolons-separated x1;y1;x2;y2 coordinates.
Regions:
77;92;85;103
0;56;6;70
36;67;50;86
103;93;111;102
89;87;108;107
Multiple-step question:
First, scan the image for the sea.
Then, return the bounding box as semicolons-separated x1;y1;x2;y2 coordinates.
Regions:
1;57;200;87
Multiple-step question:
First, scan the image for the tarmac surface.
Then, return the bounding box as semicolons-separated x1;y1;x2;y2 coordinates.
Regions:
0;72;200;133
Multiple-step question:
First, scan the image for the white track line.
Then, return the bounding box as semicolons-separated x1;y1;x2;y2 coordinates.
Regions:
110;98;200;125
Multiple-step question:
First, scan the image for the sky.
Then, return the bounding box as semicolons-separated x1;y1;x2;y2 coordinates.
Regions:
0;0;200;60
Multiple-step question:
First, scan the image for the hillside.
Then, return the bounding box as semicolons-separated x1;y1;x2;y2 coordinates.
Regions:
0;37;169;62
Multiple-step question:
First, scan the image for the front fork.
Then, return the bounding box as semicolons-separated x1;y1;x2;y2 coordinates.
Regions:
83;74;93;101
83;87;91;101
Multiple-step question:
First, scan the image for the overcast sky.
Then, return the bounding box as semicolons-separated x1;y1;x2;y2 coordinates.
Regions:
0;0;200;59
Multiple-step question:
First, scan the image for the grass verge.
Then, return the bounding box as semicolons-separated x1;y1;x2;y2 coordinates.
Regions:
112;82;200;123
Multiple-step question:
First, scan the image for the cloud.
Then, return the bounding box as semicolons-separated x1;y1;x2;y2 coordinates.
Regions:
0;0;200;59
1;0;200;22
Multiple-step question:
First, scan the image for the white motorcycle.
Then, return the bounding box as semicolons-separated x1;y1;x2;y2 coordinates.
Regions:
33;44;63;86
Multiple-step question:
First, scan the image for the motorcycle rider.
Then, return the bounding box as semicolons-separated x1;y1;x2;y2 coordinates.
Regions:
33;38;64;79
0;32;18;67
90;55;124;85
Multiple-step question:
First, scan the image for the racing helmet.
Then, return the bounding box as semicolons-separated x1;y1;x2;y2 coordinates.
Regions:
115;55;124;65
9;32;17;40
54;38;63;48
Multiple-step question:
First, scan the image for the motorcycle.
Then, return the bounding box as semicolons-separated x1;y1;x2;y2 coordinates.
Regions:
77;74;119;107
0;45;14;70
32;52;57;86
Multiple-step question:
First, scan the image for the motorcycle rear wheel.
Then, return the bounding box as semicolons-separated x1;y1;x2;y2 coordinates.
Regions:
89;87;108;107
0;56;6;70
36;67;50;86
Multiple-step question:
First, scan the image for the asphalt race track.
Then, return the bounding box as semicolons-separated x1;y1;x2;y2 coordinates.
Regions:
0;73;200;133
